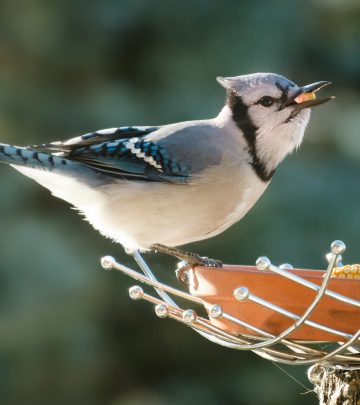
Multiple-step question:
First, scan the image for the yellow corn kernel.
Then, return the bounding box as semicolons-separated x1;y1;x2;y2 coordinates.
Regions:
331;264;360;279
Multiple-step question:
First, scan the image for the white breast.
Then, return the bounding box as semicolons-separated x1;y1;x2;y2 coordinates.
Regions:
82;162;269;250
11;159;269;251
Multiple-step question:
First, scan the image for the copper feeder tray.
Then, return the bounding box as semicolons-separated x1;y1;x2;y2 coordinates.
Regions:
190;265;360;342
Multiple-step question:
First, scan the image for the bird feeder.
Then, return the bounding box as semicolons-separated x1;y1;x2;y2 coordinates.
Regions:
101;240;360;401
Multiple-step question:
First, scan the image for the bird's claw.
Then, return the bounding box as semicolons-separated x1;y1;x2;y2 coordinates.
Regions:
178;255;223;269
196;256;223;268
175;256;222;285
175;261;193;284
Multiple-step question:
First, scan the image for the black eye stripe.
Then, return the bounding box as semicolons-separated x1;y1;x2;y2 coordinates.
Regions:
275;82;295;106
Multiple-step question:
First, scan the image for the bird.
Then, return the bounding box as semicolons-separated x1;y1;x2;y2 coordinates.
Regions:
0;73;333;267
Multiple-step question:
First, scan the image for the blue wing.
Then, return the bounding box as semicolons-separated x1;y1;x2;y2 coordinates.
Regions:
32;126;191;183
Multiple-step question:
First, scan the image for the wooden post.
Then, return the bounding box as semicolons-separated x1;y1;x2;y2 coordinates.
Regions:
308;364;360;404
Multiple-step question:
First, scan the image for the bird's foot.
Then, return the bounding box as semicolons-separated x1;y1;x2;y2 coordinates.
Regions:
175;256;222;285
175;261;193;284
194;256;223;268
152;243;223;269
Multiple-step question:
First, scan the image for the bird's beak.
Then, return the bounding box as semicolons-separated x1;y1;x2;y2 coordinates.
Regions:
281;81;334;110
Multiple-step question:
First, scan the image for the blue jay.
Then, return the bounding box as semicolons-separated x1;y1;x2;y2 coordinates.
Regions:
0;73;332;266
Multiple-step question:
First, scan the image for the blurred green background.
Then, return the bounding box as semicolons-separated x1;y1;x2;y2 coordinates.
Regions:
0;0;359;404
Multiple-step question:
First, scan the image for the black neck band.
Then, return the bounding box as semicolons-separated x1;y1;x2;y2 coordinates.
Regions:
227;91;274;182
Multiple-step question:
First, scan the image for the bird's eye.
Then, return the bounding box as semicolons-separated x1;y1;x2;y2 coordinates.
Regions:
258;96;274;107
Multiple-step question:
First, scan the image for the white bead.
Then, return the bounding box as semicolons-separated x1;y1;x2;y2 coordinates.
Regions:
331;240;346;255
182;309;197;324
209;304;223;318
155;304;169;318
101;256;115;270
279;263;294;270
128;286;144;300
234;287;249;301
256;256;271;271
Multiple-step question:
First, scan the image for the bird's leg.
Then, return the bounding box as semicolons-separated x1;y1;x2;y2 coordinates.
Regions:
152;243;222;268
152;243;222;285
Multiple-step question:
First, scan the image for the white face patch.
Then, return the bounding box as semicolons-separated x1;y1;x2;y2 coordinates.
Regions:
252;107;311;172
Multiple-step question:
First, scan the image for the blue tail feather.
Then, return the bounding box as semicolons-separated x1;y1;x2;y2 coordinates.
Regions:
0;143;71;170
0;143;119;188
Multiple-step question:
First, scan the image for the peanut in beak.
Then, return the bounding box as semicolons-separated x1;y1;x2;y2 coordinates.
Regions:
294;92;317;104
